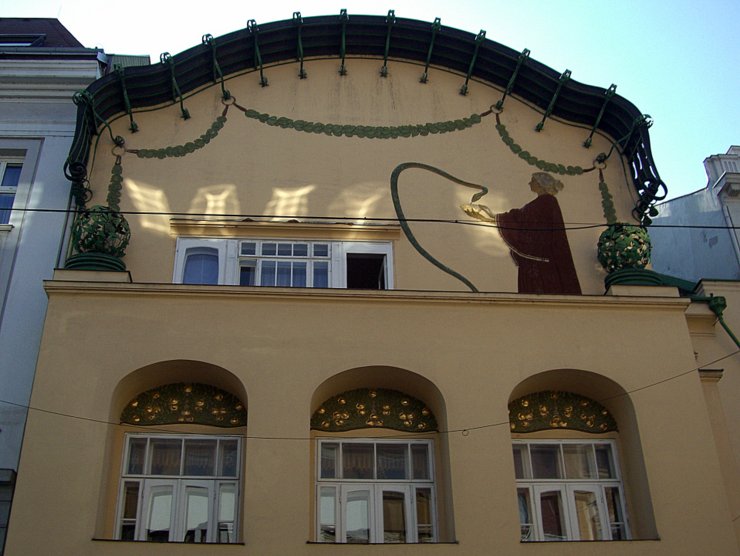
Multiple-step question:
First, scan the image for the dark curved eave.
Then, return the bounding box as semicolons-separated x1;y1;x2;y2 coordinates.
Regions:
68;13;666;219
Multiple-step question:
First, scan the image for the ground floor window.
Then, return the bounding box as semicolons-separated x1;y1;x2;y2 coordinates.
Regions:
317;439;436;543
513;440;629;541
116;434;241;543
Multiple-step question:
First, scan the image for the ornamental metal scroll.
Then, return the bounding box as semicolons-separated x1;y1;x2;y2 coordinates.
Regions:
509;391;617;434
311;388;437;433
121;383;247;427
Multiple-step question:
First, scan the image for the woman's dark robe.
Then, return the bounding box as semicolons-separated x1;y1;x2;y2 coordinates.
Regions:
497;194;581;294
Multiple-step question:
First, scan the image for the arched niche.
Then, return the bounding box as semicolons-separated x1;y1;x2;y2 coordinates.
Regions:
509;369;657;540
96;360;248;540
309;365;454;543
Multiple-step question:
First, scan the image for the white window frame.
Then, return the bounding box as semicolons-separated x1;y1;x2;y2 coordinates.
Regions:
513;439;630;542
0;157;24;226
174;238;394;289
115;434;241;544
316;438;436;544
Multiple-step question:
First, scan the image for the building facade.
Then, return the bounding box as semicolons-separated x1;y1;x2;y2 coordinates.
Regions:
0;19;110;552
651;146;740;281
5;13;739;555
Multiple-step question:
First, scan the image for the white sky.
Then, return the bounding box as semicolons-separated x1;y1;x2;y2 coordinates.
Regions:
4;0;739;199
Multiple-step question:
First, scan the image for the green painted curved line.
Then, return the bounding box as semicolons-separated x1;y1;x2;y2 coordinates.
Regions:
391;162;488;293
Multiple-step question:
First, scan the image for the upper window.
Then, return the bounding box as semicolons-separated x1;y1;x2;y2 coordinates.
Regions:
174;238;393;289
513;440;629;542
117;434;241;543
317;439;436;544
0;159;22;225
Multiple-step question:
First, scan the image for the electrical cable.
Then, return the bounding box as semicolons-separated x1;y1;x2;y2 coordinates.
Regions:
0;349;736;441
4;205;740;232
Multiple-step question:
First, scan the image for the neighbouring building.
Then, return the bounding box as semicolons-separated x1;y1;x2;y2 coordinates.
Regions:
5;12;739;555
0;18;149;554
651;146;740;282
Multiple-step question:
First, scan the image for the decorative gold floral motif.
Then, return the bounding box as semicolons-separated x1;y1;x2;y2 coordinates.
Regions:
508;391;617;434
310;388;437;432
121;383;247;427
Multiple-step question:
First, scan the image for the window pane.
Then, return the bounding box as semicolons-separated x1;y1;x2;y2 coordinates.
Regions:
183;486;210;543
276;261;291;286
218;440;239;477
184;439;216;476
1;165;21;187
262;243;276;256
605;487;626;540
218;483;237;542
277;243;292;256
127;438;147;474
147;486;173;542
183;252;218;285
319;486;336;542
261;261;276;286
313;261;329;288
411;444;430;480
120;481;140;540
320;443;338;479
415;488;434;543
572;490;603;540
0;193;14;224
342;444;373;479
517;488;533;541
313;243;329;257
563;444;596;479
345;490;370;543
596;445;615;479
382;491;406;543
149;439;182;475
512;445;529;479
539;490;566;541
530;445;562;479
239;261;256;286
293;261;307;287
240;242;256;255
377;444;408;480
293;243;308;256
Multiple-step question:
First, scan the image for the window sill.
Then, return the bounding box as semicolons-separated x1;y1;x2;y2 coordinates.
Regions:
92;538;245;545
0;224;13;233
521;538;660;543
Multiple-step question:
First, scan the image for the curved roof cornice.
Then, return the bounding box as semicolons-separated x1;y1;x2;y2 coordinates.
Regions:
67;13;666;221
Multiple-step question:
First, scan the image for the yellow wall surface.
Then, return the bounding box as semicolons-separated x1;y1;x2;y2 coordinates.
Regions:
83;59;636;294
6;56;739;556
5;281;738;555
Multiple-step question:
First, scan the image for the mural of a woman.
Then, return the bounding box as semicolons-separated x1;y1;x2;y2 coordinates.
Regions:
461;172;581;295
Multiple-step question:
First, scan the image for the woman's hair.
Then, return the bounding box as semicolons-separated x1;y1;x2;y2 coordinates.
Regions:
530;172;564;196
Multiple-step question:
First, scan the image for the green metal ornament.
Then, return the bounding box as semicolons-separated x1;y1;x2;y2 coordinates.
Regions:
597;223;651;273
70;205;131;258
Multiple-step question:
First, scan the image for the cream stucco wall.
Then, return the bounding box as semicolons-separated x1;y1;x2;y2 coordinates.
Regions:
7;56;739;556
83;59;636;294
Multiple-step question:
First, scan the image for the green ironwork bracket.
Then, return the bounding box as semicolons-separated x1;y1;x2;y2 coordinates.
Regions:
495;48;530;110
73;90;125;146
115;66;138;133
338;9;349;76
459;30;486;96
202;34;231;100
535;69;571;131
380;9;396;77
247;20;268;87
583;84;616;148
160;52;190;120
692;295;740;349
293;12;307;79
419;17;441;84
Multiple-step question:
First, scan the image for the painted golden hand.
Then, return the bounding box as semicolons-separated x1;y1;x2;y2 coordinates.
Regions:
460;203;496;223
